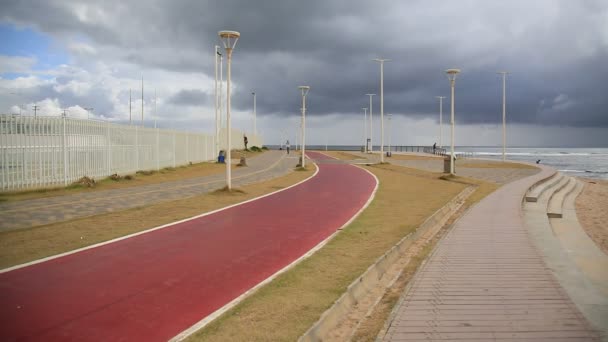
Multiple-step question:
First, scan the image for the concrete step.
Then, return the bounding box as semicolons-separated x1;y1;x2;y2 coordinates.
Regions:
547;177;576;218
525;172;562;202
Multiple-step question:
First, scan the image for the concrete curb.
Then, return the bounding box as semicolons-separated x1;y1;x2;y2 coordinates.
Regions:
298;185;476;342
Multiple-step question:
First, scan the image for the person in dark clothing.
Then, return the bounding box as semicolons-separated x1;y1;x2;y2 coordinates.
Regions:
244;135;248;150
286;140;290;154
433;142;437;154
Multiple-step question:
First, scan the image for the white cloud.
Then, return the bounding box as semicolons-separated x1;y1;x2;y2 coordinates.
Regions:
0;55;37;74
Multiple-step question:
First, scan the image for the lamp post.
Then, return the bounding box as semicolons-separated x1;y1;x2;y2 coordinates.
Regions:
129;88;132;125
365;94;375;153
362;107;368;152
219;30;240;190
298;86;310;168
214;45;221;156
373;58;390;163
498;71;509;162
446;69;461;175
84;107;94;120
387;113;392;154
252;91;257;136
435;96;445;148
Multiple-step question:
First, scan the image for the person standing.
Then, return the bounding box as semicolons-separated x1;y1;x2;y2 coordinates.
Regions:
286;140;290;154
244;135;249;150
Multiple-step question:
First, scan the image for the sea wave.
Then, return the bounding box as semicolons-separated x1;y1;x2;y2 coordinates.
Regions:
470;152;599;157
559;169;608;174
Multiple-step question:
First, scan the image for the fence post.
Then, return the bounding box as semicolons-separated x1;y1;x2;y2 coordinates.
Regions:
107;121;111;175
135;126;139;172
156;128;160;170
62;116;68;185
173;131;176;168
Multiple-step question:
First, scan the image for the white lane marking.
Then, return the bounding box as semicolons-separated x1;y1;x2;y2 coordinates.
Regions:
1;160;319;274
170;152;379;341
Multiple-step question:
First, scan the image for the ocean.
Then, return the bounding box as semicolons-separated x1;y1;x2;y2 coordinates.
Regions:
268;145;608;180
457;147;608;180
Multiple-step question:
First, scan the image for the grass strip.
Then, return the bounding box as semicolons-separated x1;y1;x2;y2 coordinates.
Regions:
0;164;310;269
0;150;266;203
188;163;467;341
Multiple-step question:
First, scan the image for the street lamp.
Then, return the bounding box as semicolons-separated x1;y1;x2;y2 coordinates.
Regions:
298;85;310;168
498;71;509;162
252;91;257;136
387;113;392;155
214;45;221;156
84;107;94;120
373;58;390;163
219;30;240;190
446;68;461;175
435;96;445;148
365;94;375;153
362;107;368;152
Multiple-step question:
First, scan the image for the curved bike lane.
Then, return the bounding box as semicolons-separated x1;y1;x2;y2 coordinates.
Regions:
0;151;377;341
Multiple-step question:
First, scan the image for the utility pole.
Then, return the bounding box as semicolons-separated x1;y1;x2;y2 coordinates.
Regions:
141;76;144;127
498;71;509;162
32;105;40;118
129;88;132;125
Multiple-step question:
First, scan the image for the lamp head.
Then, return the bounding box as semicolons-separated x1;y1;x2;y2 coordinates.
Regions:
365;93;376;97
298;85;310;96
446;68;461;81
218;30;240;50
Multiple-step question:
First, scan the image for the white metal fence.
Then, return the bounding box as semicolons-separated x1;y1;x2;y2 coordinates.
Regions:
0;115;262;191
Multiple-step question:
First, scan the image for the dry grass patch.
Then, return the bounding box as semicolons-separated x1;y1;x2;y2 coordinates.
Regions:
388;154;444;161
459;160;537;169
189;163;467;341
0;166;313;269
0;161;234;203
230;149;265;160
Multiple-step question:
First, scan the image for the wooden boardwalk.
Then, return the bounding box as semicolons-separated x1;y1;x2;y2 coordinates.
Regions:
382;166;600;341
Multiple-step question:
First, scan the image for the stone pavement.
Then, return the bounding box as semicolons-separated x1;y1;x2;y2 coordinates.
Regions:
380;165;601;341
0;151;297;231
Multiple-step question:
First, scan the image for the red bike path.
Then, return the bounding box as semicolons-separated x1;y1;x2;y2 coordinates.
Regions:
0;152;377;341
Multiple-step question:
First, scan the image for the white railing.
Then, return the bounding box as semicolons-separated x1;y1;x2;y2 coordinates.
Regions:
0;115;262;191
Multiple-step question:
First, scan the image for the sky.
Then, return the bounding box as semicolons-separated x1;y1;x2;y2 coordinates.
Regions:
0;0;607;147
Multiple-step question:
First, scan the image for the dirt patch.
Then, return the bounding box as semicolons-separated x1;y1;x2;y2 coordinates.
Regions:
459;160;537;169
189;164;467;341
575;178;608;255
0;166;313;269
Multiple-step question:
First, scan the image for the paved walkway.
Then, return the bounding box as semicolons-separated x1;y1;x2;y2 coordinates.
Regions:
0;151;297;231
381;165;601;341
350;151;539;184
0;151;377;341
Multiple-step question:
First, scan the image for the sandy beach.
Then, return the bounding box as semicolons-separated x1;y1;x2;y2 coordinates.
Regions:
575;178;608;256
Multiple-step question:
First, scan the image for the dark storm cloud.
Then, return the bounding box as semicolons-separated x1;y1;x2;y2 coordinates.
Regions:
168;89;210;106
1;0;607;127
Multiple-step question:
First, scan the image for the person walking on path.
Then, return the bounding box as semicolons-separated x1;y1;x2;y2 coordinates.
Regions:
286;140;290;154
244;135;249;150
